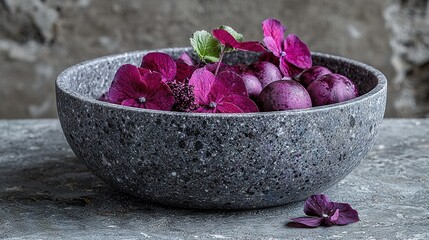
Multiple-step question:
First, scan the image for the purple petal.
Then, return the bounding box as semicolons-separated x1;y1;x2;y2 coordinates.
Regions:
141;52;177;82
194;107;216;113
263;36;281;57
216;71;248;96
212;29;265;53
235;41;266;52
98;92;109;102
321;210;339;227
138;67;151;77
142;101;164;111
279;57;305;78
223;94;259;113
121;99;140;108
189;69;216;105
279;57;291;77
141;72;175;110
290;217;322;228
284;34;312;69
213;29;238;48
331;202;360;225
304;194;333;217
330;209;340;222
216;102;244;113
204;62;237;74
262;18;285;54
178;52;194;66
108;64;148;104
175;61;196;82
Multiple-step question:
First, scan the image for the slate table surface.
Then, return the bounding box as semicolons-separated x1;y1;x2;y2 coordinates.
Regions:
0;119;428;240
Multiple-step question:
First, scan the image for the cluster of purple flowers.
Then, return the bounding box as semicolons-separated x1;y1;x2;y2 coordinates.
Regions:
100;18;358;113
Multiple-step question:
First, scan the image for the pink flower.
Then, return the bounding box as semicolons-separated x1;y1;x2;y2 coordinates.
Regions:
140;52;177;82
262;18;312;77
106;64;175;111
177;52;194;66
175;52;197;82
212;29;266;52
189;69;259;113
289;194;359;228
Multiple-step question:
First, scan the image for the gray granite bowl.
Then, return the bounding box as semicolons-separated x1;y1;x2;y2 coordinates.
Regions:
56;48;387;209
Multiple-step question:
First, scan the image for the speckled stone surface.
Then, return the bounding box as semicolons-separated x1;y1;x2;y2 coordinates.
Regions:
1;119;428;239
56;48;387;209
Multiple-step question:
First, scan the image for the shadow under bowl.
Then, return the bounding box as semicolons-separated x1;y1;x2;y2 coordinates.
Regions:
56;48;387;209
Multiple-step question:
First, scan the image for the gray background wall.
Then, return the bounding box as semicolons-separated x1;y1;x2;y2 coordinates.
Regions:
0;0;415;118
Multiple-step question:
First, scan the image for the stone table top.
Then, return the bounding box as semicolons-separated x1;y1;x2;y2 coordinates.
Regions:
0;119;428;240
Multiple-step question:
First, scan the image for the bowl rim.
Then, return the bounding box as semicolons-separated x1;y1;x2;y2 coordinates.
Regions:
56;47;387;118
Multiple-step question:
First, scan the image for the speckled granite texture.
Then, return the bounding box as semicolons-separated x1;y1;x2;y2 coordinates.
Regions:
56;48;387;209
1;119;428;239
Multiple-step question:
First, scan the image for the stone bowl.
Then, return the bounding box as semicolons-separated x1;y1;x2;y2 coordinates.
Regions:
56;48;387;209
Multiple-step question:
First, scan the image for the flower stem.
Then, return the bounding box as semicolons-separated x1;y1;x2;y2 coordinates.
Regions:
214;46;226;76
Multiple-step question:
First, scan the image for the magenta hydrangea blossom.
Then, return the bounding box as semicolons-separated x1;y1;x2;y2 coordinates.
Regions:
212;29;266;52
106;64;175;111
175;53;197;82
99;19;319;113
141;52;177;82
175;61;196;82
177;52;194;66
141;51;196;83
262;18;312;77
289;194;359;228
189;69;258;113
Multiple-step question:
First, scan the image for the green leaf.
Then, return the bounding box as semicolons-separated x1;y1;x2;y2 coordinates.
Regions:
190;30;221;63
219;25;243;42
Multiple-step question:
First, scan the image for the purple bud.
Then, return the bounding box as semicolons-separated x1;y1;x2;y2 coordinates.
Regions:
307;73;359;107
299;66;332;88
247;61;282;89
241;73;263;98
258;80;312;111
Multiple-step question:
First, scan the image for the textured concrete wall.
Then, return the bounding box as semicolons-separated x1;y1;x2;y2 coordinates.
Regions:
0;0;395;118
384;0;429;117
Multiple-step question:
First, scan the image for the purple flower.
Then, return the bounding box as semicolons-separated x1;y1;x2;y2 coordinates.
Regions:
289;194;359;228
174;52;197;82
262;18;312;77
212;29;266;52
106;64;175;111
141;52;177;82
177;52;194;66
189;69;259;113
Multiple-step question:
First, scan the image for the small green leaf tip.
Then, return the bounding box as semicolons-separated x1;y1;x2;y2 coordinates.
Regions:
190;30;221;63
